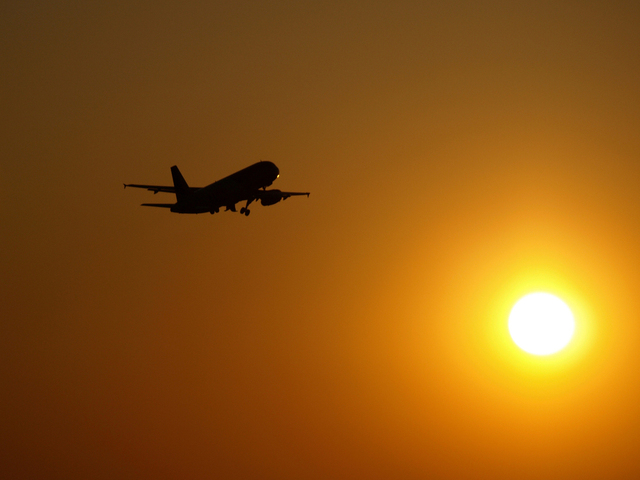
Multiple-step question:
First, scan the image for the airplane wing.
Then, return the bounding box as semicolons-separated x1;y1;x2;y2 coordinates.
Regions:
124;183;175;194
279;191;310;199
254;190;310;200
123;184;200;194
252;189;310;206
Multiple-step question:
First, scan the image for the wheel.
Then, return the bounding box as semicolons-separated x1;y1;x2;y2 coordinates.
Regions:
244;209;250;216
240;207;246;214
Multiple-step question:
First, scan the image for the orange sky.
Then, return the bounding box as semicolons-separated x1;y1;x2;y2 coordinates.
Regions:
3;1;640;478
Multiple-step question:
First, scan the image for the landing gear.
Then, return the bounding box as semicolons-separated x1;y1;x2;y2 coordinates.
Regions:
240;197;254;217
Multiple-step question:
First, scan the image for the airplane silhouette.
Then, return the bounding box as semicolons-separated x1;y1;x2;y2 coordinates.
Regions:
124;161;309;216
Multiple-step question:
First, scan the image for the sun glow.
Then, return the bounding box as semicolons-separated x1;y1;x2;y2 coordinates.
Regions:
508;293;575;355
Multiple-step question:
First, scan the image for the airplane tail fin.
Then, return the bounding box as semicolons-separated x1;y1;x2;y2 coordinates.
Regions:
171;166;190;203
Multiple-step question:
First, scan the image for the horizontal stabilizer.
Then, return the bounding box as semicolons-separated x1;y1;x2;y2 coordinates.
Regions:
124;184;176;194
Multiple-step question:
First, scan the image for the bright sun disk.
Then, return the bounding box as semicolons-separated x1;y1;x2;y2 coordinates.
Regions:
508;292;575;355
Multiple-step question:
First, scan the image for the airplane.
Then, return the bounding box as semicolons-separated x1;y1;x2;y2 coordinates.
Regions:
124;161;309;216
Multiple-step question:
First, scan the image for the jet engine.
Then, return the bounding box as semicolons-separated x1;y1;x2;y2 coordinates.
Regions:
260;189;284;206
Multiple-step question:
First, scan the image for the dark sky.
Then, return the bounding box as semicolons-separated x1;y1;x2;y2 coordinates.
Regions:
3;1;640;478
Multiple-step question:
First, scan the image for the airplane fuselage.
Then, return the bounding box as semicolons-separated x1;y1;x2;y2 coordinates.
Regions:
203;161;278;207
170;161;280;213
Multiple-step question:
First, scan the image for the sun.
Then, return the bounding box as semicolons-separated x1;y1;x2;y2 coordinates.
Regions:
508;293;575;355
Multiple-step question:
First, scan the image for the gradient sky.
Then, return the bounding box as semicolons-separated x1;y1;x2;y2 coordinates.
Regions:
3;1;640;478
